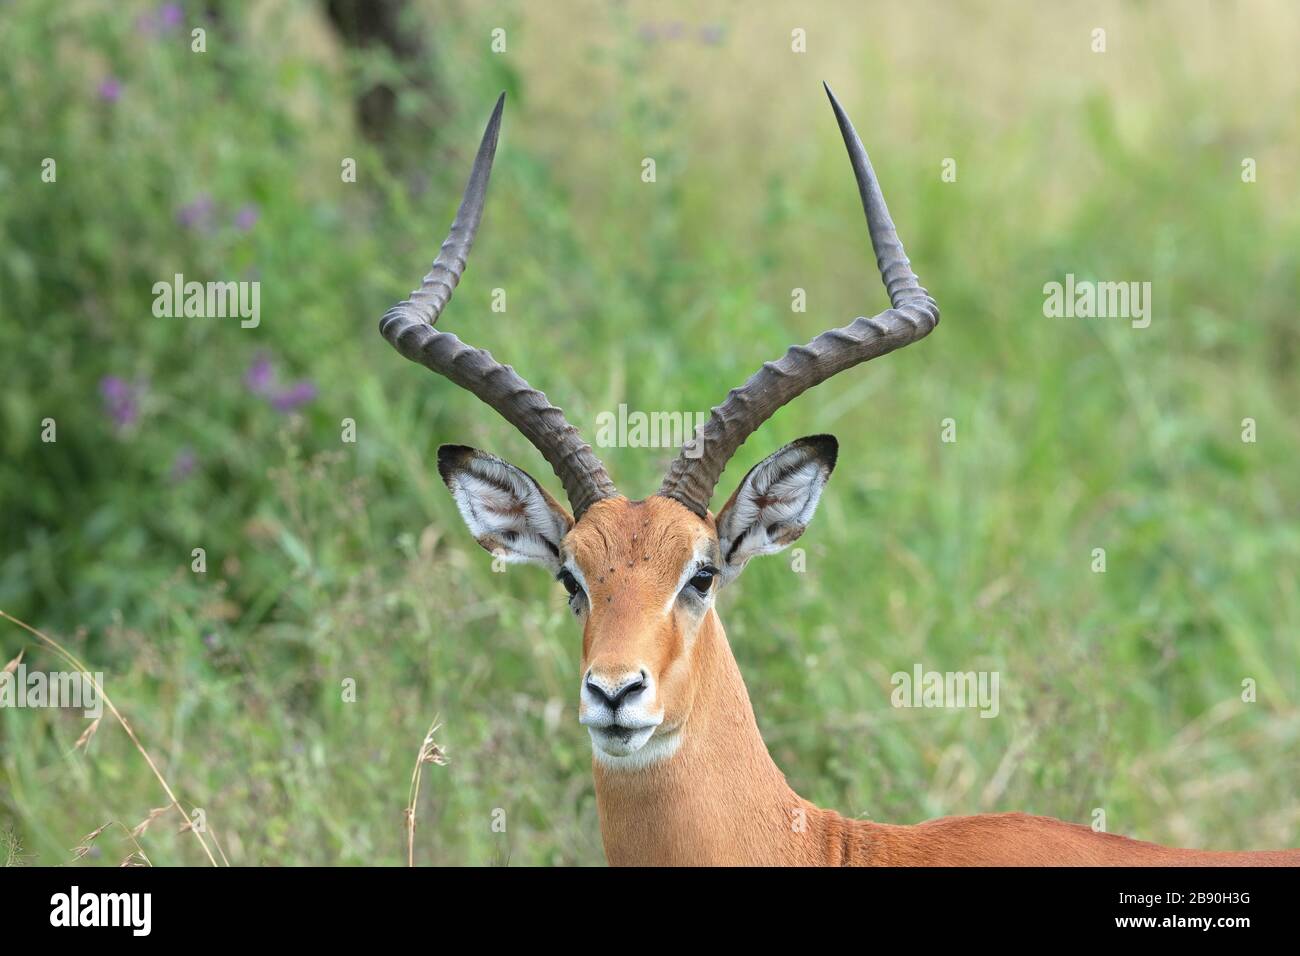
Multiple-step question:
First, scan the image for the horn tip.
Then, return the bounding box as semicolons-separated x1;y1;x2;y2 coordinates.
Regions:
486;92;506;132
822;81;851;126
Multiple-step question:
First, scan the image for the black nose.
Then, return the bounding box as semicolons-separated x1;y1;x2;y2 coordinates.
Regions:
585;671;647;709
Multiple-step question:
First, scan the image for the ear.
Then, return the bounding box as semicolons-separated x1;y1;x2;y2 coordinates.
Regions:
714;435;837;585
436;444;574;574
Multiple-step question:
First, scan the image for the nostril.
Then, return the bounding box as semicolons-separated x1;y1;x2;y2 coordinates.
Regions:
584;676;610;705
611;676;645;707
585;673;647;709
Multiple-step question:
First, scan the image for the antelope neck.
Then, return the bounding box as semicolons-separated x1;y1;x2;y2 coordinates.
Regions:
591;608;828;865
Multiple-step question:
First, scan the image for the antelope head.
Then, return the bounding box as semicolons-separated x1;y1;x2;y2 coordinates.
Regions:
379;87;938;769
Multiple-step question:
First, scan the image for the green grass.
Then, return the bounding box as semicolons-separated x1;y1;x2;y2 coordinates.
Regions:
1;0;1297;865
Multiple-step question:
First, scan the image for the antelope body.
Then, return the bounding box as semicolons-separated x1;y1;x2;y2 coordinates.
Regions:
378;88;1300;866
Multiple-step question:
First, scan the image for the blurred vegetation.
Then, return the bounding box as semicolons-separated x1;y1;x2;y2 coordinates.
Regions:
0;0;1297;865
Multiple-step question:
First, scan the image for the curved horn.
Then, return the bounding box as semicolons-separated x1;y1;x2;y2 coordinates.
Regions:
379;94;618;518
657;83;940;517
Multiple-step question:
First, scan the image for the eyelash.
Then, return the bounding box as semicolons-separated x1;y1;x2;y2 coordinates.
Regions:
557;569;586;612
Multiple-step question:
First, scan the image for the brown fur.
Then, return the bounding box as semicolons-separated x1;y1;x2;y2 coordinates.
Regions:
567;498;1299;867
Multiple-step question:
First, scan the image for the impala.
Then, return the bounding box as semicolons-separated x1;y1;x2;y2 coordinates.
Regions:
378;88;1300;866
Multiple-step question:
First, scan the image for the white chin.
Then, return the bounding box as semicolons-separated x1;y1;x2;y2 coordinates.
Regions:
588;725;657;758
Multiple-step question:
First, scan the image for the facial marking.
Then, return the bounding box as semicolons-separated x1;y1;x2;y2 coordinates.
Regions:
561;496;716;764
663;541;720;616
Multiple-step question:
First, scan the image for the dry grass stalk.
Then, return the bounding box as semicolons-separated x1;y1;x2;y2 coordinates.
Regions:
73;822;150;868
72;716;102;752
178;816;233;866
405;716;448;867
3;649;21;674
2;824;33;867
72;819;159;868
70;821;115;861
131;805;170;839
1;610;219;866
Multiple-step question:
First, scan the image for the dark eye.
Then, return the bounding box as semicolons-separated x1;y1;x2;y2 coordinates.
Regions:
687;567;717;595
557;569;582;598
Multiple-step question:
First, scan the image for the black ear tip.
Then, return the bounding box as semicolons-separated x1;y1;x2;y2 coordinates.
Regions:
799;434;838;472
436;444;475;483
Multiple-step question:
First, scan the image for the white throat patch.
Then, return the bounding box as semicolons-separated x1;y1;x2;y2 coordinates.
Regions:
592;727;683;770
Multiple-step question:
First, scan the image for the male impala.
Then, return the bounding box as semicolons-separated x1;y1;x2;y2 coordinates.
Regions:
379;88;1299;866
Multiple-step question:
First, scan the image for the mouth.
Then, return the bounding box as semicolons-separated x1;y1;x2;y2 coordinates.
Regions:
580;717;661;757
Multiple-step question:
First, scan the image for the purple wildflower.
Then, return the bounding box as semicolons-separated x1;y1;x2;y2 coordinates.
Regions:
176;194;216;232
169;446;198;482
137;3;183;36
244;352;275;395
234;203;260;231
99;376;140;430
699;24;725;46
243;351;317;412
270;381;319;413
98;77;122;103
100;376;128;401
